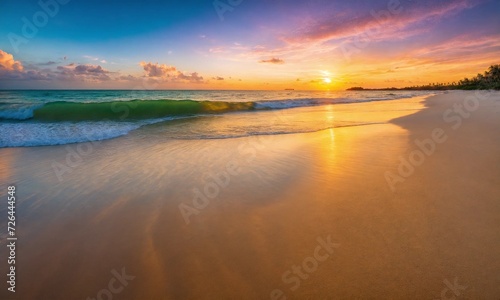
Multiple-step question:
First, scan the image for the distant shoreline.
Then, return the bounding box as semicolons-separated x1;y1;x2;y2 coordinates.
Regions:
346;87;497;91
348;64;500;91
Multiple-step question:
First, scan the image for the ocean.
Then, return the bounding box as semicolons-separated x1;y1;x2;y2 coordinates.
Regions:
0;90;434;147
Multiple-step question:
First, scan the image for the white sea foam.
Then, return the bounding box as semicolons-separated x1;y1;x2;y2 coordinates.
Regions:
0;122;142;147
0;90;437;147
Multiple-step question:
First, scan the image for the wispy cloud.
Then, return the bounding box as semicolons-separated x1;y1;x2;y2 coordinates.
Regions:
408;34;500;64
211;0;486;65
83;55;99;61
259;58;285;64
84;55;107;64
289;0;481;43
37;61;57;66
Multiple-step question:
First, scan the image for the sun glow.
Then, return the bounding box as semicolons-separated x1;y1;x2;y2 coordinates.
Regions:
320;70;333;85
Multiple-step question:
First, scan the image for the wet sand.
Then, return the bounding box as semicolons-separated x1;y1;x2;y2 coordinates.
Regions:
0;91;499;299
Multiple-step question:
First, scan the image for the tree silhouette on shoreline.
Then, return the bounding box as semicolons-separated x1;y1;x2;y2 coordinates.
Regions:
348;65;500;91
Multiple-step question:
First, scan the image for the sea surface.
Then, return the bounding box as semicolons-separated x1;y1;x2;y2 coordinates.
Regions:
0;90;434;147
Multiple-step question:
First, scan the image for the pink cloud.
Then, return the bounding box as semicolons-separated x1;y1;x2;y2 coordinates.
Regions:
212;0;487;67
290;0;480;43
259;58;285;64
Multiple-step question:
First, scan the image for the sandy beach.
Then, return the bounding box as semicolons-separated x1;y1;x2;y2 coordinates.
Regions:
1;91;499;299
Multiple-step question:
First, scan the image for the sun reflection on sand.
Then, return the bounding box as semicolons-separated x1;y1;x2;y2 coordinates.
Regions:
0;148;15;184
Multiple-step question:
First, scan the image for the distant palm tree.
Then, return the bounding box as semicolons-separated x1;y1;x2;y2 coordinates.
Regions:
346;65;500;91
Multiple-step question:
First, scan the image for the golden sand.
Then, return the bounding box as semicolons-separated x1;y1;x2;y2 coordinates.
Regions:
1;91;499;299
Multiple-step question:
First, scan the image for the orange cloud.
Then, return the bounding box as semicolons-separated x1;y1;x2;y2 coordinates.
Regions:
0;50;23;72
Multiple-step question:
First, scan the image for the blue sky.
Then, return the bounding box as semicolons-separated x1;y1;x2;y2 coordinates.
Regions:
0;0;499;89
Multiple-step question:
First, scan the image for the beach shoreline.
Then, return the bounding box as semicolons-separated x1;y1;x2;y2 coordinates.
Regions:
0;91;499;299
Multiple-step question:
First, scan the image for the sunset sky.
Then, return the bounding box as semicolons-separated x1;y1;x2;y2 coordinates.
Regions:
0;0;499;90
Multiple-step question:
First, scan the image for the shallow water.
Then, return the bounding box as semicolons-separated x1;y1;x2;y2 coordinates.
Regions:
0;90;434;147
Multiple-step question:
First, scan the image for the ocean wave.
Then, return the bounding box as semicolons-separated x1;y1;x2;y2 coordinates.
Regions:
0;113;186;147
0;92;431;147
0;122;142;147
0;95;418;122
29;100;255;122
0;103;44;120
